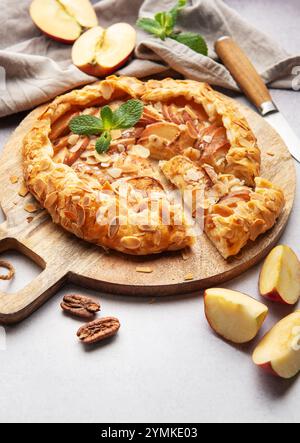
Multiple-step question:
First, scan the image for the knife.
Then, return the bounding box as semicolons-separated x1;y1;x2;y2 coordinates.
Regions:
215;36;300;163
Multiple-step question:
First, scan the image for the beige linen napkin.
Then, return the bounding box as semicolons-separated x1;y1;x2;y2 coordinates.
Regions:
0;0;299;117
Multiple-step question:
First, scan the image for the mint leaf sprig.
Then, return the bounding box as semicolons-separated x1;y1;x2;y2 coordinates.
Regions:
137;0;208;56
69;100;144;154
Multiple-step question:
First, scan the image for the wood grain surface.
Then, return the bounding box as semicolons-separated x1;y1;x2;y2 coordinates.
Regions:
0;98;296;324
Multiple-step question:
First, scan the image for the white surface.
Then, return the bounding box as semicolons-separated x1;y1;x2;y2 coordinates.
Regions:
0;0;300;424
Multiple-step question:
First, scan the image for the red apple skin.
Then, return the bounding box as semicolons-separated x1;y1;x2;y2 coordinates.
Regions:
257;362;280;377
258;246;300;306
258;267;290;305
258;269;295;305
76;52;134;77
34;25;78;44
260;288;288;305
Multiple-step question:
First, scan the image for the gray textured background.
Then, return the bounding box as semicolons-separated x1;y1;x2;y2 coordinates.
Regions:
0;0;299;423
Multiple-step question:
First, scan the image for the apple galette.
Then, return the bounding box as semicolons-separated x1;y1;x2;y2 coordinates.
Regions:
23;76;284;258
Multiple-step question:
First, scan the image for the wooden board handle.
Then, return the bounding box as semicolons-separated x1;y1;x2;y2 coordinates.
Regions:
0;226;68;324
215;37;277;115
0;266;68;324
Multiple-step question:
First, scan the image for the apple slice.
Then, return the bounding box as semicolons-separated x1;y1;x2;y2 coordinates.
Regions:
72;24;136;77
204;288;268;344
59;0;98;28
30;0;98;44
259;245;300;305
253;311;300;379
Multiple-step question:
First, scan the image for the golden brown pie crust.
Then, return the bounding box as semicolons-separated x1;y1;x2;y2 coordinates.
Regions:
22;76;284;258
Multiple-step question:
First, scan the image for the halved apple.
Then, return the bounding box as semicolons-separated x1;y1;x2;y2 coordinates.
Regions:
253;311;300;379
259;245;300;305
30;0;98;44
204;288;268;344
72;24;136;77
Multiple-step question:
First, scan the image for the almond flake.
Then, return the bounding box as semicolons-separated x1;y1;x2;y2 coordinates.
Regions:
19;182;29;197
111;129;122;140
184;273;194;281
68;134;80;146
24;203;40;213
69;139;84;153
120;236;141;250
10;175;19;184
136;266;153;274
86;157;100;166
94;153;112;163
108;168;123;179
101;82;114;100
121;165;138;174
130;145;150;159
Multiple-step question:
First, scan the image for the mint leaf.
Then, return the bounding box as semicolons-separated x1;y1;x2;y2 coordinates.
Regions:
154;11;167;27
136;0;208;56
112;100;144;129
155;12;175;37
101;105;114;130
171;32;208;56
69;99;144;155
96;131;112;154
170;0;187;21
69;115;103;136
176;0;187;9
136;18;164;38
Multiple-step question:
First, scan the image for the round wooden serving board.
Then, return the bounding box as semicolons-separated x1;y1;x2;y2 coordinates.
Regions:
0;98;296;324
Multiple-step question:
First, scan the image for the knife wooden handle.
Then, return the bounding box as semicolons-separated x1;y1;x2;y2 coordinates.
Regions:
215;37;277;115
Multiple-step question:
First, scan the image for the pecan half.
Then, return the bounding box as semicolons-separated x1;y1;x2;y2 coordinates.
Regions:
61;294;100;319
77;317;120;344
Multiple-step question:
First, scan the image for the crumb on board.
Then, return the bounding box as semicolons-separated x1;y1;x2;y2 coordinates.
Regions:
24;203;40;213
19;181;29;197
266;151;275;157
136;266;153;274
184;273;194;281
10;175;19;184
27;216;34;223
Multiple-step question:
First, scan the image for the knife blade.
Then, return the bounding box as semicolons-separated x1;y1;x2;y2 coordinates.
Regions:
215;36;300;163
263;112;300;162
